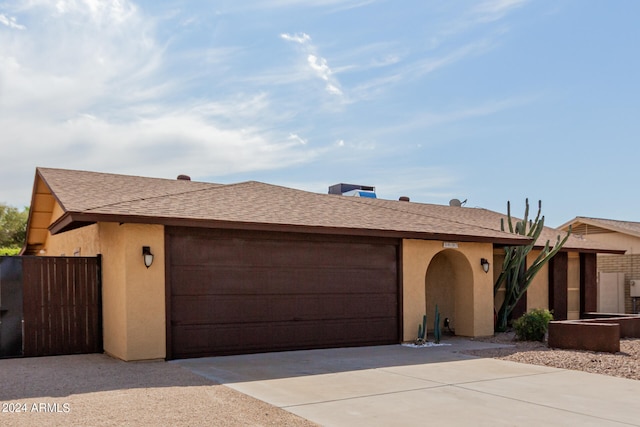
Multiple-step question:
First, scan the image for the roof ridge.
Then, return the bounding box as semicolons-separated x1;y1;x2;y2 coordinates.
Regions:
37;166;225;186
78;180;320;214
36;167;225;213
78;182;227;213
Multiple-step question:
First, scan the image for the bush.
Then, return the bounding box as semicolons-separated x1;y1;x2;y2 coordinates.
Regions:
513;309;553;341
0;247;20;256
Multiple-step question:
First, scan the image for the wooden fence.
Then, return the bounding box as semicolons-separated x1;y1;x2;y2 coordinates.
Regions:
0;256;102;358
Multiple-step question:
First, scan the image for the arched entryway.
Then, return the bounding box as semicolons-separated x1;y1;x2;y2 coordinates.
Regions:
425;249;474;336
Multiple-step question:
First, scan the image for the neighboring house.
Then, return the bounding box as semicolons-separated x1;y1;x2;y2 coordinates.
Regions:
22;168;623;361
559;217;640;314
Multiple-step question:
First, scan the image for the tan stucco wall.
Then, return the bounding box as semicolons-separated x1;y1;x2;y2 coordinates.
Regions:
526;250;549;311
581;232;640;255
98;223;128;359
45;223;101;256
402;239;494;340
50;201;65;224
97;223;165;361
40;219;166;361
120;224;166;361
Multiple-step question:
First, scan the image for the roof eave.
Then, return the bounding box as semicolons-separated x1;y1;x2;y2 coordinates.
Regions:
22;168;59;255
49;212;533;245
567;248;626;255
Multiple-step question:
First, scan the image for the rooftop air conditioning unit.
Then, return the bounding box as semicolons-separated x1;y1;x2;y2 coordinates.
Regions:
328;183;377;199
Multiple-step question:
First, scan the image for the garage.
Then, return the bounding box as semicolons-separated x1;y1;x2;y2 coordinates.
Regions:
166;227;400;359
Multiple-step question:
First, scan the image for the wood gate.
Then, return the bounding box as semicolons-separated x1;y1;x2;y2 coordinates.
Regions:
0;256;102;358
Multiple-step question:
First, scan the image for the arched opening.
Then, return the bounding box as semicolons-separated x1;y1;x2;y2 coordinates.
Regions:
425;249;474;336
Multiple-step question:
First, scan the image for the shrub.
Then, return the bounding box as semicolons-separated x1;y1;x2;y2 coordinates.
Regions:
513;309;553;341
0;247;20;256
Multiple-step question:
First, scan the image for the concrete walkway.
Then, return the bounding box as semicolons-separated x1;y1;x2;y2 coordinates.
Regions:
176;339;640;426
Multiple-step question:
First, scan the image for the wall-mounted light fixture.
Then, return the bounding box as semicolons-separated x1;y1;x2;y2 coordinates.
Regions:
142;246;154;268
480;258;490;273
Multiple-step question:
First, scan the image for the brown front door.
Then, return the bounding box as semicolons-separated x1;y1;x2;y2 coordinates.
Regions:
166;227;399;359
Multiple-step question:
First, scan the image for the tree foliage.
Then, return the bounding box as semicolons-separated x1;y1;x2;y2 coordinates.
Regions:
493;199;570;332
0;203;29;251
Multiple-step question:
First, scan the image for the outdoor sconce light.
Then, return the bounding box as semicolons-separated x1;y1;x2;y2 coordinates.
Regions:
480;258;490;273
142;246;154;268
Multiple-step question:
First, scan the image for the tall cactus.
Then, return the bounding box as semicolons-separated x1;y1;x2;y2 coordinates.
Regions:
494;199;571;332
434;305;441;344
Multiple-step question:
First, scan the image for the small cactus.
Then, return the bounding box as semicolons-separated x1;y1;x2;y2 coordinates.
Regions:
434;305;441;344
417;314;427;343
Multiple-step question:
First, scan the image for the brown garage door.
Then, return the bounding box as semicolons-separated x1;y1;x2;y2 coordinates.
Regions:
166;227;400;359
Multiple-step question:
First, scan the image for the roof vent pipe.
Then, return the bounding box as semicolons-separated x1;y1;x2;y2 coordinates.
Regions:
399;196;410;202
177;174;191;181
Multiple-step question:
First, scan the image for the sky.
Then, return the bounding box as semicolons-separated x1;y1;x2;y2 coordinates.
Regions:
1;0;638;228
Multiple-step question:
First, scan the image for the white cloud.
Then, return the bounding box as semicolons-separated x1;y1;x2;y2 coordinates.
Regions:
307;54;343;96
350;40;492;101
307;54;330;79
280;32;311;44
52;0;137;24
473;0;529;23
228;0;375;13
0;1;321;207
374;96;535;137
281;32;344;98
288;133;308;145
0;110;315;181
326;84;343;96
415;39;493;76
0;13;26;29
0;0;162;119
0;0;537;211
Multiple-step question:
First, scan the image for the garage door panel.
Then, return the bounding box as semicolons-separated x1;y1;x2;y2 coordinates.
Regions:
172;237;396;269
168;228;399;358
172;266;397;296
172;294;397;324
171;317;398;358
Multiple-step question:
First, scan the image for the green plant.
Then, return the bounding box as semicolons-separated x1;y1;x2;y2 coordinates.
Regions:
417;314;427;343
513;309;553;341
494;199;570;332
433;305;441;344
0;247;20;256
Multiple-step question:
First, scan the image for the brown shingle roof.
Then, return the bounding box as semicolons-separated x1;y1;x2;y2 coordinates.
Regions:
353;197;618;252
39;167;217;212
31;167;623;253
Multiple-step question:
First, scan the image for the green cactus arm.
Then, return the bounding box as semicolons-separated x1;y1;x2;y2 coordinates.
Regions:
531;200;542;229
522;198;529;231
506;201;514;234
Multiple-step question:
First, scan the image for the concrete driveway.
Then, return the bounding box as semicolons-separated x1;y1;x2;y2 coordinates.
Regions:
176;339;640;426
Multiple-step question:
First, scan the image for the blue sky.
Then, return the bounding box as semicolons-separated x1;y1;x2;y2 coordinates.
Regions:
1;0;638;227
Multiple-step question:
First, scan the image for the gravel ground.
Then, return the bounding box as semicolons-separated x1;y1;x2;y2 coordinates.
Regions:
464;332;640;381
0;354;318;427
